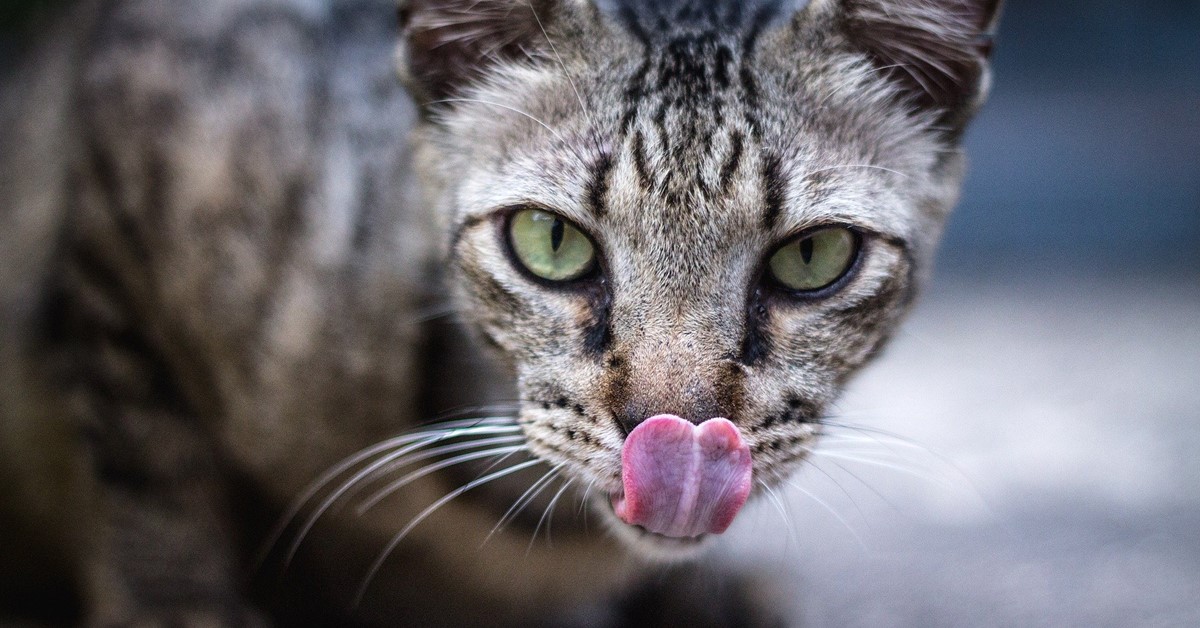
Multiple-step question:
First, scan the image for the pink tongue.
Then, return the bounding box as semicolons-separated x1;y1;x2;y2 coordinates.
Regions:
613;415;753;538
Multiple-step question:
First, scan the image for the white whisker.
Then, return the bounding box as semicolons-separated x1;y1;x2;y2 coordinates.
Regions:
801;163;911;180
526;1;597;141
346;434;527;504
483;463;563;545
352;458;543;607
428;98;565;140
782;477;869;552
283;427;522;565
255;417;518;569
757;479;799;550
808;456;900;515
356;444;530;515
529;477;575;553
807;451;954;487
425;97;591;169
423;404;521;424
578;478;597;532
798;457;871;525
819;420;981;490
818;420;940;451
412;303;458;323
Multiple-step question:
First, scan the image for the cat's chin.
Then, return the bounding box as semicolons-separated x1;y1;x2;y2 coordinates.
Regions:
593;494;716;561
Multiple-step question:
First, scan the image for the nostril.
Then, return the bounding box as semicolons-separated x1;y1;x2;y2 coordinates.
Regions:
618;402;722;436
616;406;641;436
614;372;736;435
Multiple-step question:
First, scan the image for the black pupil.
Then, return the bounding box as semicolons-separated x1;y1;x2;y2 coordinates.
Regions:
550;219;565;252
800;237;814;265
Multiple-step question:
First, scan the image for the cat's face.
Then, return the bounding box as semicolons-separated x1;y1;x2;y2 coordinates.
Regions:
400;0;997;554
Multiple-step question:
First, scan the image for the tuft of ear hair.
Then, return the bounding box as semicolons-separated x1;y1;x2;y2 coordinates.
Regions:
841;0;1001;136
395;0;592;108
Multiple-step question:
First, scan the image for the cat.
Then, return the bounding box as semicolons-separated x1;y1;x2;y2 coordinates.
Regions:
0;0;999;625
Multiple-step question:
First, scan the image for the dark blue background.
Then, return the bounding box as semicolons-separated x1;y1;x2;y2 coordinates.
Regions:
946;0;1200;276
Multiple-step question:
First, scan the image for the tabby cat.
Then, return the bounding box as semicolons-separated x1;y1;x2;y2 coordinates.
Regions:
0;0;999;625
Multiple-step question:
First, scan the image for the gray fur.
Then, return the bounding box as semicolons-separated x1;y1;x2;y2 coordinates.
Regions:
0;0;998;624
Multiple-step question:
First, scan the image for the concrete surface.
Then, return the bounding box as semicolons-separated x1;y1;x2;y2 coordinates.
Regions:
720;272;1200;627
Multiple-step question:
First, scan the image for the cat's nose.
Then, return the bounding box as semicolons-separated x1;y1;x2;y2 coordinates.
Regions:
612;357;745;435
619;398;721;434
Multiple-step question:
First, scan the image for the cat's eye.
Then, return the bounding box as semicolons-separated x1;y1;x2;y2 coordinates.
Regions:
507;208;597;282
767;227;859;293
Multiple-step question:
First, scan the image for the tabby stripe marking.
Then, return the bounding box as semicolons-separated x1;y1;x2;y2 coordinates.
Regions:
760;151;786;229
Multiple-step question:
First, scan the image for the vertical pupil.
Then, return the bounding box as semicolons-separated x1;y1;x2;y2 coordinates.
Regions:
550;219;565;253
799;237;814;265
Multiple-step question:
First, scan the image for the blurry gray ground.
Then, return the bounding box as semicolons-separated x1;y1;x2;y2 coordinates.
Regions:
717;272;1200;627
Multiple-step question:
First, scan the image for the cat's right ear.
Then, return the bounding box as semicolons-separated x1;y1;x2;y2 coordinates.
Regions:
395;0;597;110
783;0;1002;139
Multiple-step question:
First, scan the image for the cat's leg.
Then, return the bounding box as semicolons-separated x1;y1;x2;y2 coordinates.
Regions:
37;274;269;626
77;414;268;627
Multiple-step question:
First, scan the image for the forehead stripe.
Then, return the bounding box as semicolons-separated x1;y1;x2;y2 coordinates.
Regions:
586;149;615;217
761;151;786;229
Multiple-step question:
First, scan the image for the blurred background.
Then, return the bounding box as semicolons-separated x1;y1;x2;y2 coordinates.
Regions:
720;1;1200;626
3;0;1198;626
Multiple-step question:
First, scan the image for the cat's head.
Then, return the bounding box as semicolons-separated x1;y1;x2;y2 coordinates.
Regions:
397;0;999;556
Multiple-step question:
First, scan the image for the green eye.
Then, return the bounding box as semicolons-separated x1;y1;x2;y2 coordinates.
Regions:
508;208;597;282
767;227;859;292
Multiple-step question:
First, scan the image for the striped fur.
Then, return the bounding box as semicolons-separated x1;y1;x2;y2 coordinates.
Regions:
0;0;998;624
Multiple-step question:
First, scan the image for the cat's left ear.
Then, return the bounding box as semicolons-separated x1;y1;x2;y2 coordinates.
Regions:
792;0;1002;138
395;0;600;110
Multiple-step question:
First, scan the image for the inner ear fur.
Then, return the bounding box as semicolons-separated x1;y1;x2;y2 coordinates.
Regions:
396;0;594;108
791;0;1001;137
846;0;1000;123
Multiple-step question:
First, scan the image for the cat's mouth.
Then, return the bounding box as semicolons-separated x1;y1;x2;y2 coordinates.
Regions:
601;415;753;553
592;490;711;557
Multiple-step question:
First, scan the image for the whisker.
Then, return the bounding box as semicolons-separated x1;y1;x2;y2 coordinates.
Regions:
420;404;522;425
797;457;871;528
817;433;940;456
283;427;522;565
427;98;564;140
425;97;591;170
807;451;955;488
255;417;518;569
578;478;597;532
356;444;530;515
807;456;900;516
483;464;563;546
819;422;961;470
529;477;575;553
818;420;942;453
468;443;526;480
810;444;942;462
525;1;601;150
781;477;870;552
801;163;911;180
818;420;986;498
812;423;991;517
757;479;799;550
412;303;458;324
346;434;527;505
352;458;543;607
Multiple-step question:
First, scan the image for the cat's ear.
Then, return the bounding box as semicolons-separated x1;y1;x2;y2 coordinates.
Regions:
796;0;1001;137
395;0;596;108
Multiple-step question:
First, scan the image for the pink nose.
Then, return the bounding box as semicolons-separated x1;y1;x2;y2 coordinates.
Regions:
612;415;753;538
